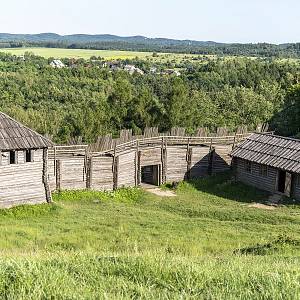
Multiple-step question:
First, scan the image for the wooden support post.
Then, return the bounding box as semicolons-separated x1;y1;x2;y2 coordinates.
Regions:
54;146;57;176
113;156;119;190
135;140;141;186
86;156;93;189
232;132;237;150
161;137;167;184
42;148;52;203
83;147;88;181
56;159;61;192
208;148;215;176
186;139;192;180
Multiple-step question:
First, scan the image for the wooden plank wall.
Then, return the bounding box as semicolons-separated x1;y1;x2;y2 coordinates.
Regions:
46;132;254;192
140;147;162;167
189;146;211;178
292;174;300;200
166;147;188;182
60;158;86;190
234;158;277;193
117;151;136;188
0;149;46;207
212;145;234;174
91;157;114;190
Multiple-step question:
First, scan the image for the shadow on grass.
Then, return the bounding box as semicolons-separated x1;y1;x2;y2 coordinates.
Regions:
234;235;300;256
184;172;270;204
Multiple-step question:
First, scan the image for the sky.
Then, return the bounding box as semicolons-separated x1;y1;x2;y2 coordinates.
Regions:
1;0;299;44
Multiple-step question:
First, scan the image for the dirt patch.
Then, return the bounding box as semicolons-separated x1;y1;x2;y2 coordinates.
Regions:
146;188;177;197
248;203;277;210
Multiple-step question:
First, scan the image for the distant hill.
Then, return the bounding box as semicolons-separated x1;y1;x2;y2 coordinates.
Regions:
0;33;299;58
0;33;220;46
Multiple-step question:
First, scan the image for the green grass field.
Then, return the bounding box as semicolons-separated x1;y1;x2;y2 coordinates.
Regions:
0;47;152;60
0;173;300;298
0;47;213;62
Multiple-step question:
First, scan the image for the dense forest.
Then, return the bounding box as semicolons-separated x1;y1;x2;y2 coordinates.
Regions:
0;51;299;143
1;33;300;58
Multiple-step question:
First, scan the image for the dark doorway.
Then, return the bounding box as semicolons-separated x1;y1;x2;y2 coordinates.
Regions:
278;170;286;193
141;165;160;186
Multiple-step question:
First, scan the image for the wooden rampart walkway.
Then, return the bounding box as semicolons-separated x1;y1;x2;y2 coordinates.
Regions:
47;129;254;192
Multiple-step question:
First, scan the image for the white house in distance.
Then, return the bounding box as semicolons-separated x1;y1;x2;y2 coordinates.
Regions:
124;65;144;75
50;60;66;68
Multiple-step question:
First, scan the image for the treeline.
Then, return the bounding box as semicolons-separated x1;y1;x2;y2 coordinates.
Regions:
1;40;300;58
0;52;299;143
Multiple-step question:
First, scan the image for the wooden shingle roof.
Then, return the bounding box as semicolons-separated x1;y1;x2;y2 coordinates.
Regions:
231;133;300;173
0;112;53;150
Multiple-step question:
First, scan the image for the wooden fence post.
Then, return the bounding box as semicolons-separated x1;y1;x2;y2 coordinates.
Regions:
135;140;141;186
43;148;52;203
56;159;61;192
208;138;214;175
161;137;167;184
86;156;93;189
113;156;119;190
54;146;56;176
186;139;192;180
232;132;237;150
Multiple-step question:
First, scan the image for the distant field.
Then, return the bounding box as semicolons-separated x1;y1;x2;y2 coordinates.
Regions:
0;47;214;62
0;47;152;60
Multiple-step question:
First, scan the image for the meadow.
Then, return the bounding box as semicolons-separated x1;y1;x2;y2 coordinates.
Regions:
0;47;202;61
0;173;300;299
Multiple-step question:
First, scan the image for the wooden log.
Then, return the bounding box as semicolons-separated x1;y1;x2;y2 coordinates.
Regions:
42;148;52;203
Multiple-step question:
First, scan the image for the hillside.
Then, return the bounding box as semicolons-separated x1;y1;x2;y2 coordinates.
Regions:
1;33;300;57
0;174;299;298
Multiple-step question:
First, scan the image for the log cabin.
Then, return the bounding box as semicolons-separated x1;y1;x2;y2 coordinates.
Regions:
231;133;300;200
0;112;53;208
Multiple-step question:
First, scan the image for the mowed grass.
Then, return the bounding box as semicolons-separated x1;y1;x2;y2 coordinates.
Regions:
0;173;300;298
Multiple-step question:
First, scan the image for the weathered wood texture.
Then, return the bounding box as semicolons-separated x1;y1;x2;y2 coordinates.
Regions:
189;146;211;178
231;133;300;173
0;149;46;208
234;158;278;193
59;158;86;190
166;147;188;182
42;148;52;202
293;175;300;200
212;145;233;174
47;132;254;192
0;112;53;151
91;156;114;190
140;147;162;167
117;151;136;188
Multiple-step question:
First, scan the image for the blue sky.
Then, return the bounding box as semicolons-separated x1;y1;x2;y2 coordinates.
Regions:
1;0;299;43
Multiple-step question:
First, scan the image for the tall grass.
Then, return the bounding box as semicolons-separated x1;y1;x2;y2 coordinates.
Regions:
0;253;299;299
0;175;299;298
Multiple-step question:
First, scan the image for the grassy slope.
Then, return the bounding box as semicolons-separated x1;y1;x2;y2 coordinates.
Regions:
0;174;300;298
